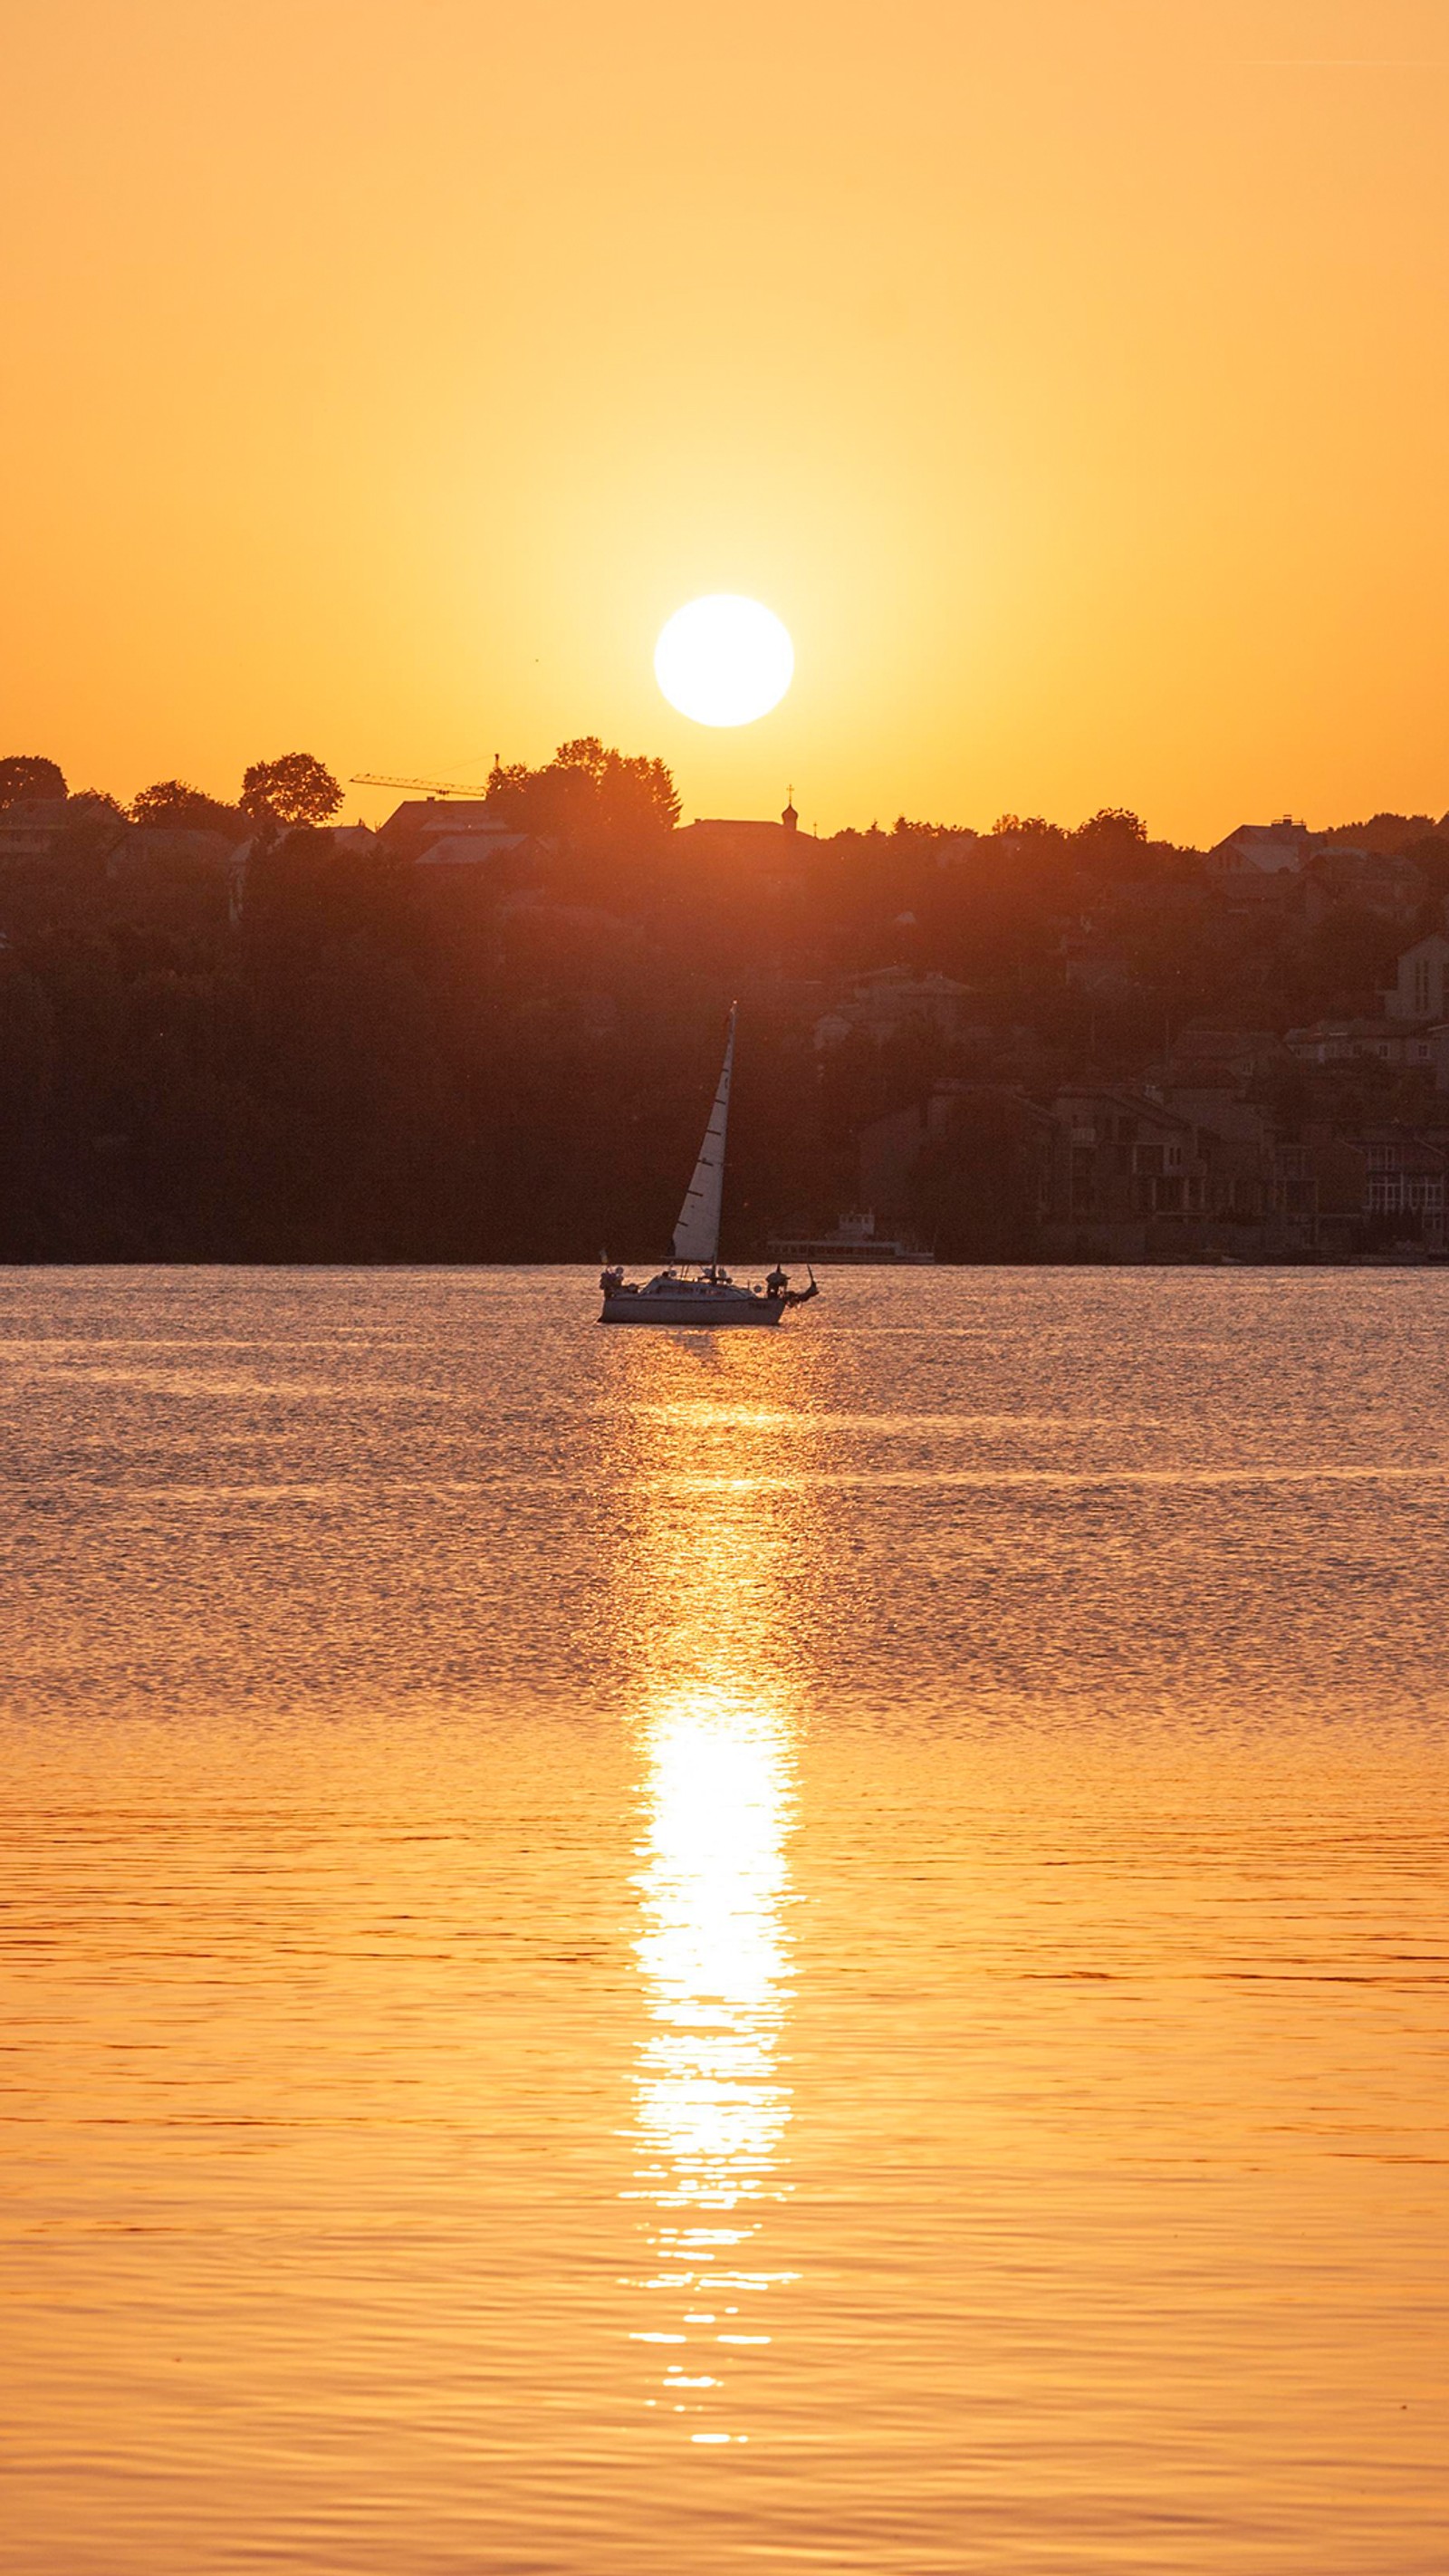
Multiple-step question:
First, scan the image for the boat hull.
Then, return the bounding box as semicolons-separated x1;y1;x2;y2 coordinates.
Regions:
600;1287;784;1328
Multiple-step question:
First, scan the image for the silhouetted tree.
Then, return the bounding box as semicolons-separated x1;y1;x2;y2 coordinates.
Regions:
1071;806;1163;885
993;813;1069;844
1318;813;1436;857
240;753;342;828
1077;806;1147;844
486;737;679;843
0;755;66;808
131;780;249;838
891;815;964;842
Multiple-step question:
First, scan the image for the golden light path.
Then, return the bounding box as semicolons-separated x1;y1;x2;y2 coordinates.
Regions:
616;1395;804;2445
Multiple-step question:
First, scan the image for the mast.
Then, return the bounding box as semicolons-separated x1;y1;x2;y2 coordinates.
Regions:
670;1004;737;1267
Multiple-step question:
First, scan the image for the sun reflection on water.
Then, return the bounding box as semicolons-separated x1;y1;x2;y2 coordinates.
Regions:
634;1688;792;2201
615;1387;806;2443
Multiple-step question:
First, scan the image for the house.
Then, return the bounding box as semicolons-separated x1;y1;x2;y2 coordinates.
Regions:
1426;1026;1449;1093
1214;861;1303;916
813;966;986;1050
765;1209;931;1263
1382;933;1449;1022
414;829;530;870
1165;1025;1283;1088
1050;1090;1208;1224
67;825;241;934
1358;1131;1447;1247
378;796;509;856
0;793;123;865
1267;1132;1371;1252
1153;1029;1285;1147
1160;1086;1273;1148
1300;845;1428;926
1042;1087;1298;1256
1205;821;1310;876
673;802;809;872
221;822;381;922
858;1083;1062;1256
110;828;250;878
1285;1017;1435;1069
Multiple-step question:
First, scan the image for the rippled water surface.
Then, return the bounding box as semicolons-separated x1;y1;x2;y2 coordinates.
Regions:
3;1267;1446;2573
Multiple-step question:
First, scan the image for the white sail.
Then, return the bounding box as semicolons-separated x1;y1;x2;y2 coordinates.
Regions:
671;1005;736;1266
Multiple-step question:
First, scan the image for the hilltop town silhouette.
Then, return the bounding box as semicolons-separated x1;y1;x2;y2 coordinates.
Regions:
3;743;1448;1262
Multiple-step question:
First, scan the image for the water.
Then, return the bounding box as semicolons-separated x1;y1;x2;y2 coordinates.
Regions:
2;1267;1445;2574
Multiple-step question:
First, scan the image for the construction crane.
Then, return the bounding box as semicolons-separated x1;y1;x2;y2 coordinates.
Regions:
350;772;493;798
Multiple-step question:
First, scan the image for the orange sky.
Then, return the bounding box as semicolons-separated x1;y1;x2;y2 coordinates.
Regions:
4;0;1447;842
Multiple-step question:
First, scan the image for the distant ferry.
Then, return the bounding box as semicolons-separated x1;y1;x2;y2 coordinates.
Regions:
599;1007;819;1328
767;1211;934;1265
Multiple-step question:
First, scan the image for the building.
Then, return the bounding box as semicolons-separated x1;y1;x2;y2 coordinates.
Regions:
671;799;809;875
1281;934;1449;1072
413;829;531;870
1382;932;1449;1022
1051;1090;1208;1225
378;797;517;858
1285;1017;1435;1069
1358;1131;1447;1247
813;966;986;1050
94;826;241;934
1300;845;1428;926
855;1073;1449;1260
1267;1133;1371;1254
1158;1086;1273;1148
221;822;381;923
859;1083;1062;1258
1205;821;1310;876
766;1210;932;1264
0;793;123;865
1164;1024;1284;1087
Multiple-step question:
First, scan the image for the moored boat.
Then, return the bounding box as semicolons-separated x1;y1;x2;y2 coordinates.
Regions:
599;1006;818;1328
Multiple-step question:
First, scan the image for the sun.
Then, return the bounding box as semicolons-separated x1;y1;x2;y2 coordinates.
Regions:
654;595;794;727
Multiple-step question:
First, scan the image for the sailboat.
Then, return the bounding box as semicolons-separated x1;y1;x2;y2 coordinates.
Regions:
599;1006;819;1327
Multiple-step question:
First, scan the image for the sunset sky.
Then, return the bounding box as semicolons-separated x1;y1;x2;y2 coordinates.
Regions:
5;0;1447;841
